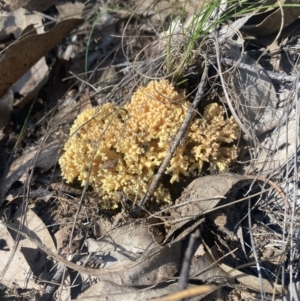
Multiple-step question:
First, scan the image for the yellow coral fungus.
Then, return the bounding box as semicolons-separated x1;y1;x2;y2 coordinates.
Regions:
59;80;239;208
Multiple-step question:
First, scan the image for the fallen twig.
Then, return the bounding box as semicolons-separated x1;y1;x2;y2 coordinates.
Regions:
134;61;209;216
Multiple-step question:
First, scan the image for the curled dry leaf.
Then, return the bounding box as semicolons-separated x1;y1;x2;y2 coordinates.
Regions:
0;140;61;204
134;0;176;24
54;226;70;254
0;18;83;98
165;173;245;242
86;222;181;286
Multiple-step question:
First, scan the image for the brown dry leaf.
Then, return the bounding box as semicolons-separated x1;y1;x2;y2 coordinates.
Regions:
87;222;158;254
0;8;48;114
218;21;283;138
220;23;289;138
76;281;217;301
165;174;246;242
13;56;49;109
54;226;70;254
241;0;300;36
167;173;287;242
2;0;59;12
1;140;61;204
85;222;181;286
0;17;83;98
0;208;56;290
7;9;49;109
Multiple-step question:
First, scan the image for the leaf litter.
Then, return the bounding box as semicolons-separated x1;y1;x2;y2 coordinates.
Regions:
0;0;300;300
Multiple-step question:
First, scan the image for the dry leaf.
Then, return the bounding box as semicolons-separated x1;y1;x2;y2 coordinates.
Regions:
56;0;86;19
166;173;288;242
165;174;245;242
231;54;283;136
221;37;283;137
0;7;44;42
13;56;49;109
0;18;83;98
54;227;70;253
241;0;300;36
76;281;216;301
10;7;45;36
190;250;233;284
2;0;59;12
1;140;61;204
248;109;298;174
85;222;181;286
0;208;56;289
0;8;49;109
0;222;40;290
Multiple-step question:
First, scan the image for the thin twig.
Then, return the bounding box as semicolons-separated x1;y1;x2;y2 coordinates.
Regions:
248;200;265;301
134;61;209;216
244;175;291;214
213;38;254;141
179;229;200;293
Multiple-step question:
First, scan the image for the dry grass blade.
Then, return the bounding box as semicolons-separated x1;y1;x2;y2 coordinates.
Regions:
150;284;220;301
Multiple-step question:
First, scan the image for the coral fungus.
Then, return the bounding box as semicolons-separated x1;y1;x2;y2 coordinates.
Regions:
59;80;239;208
